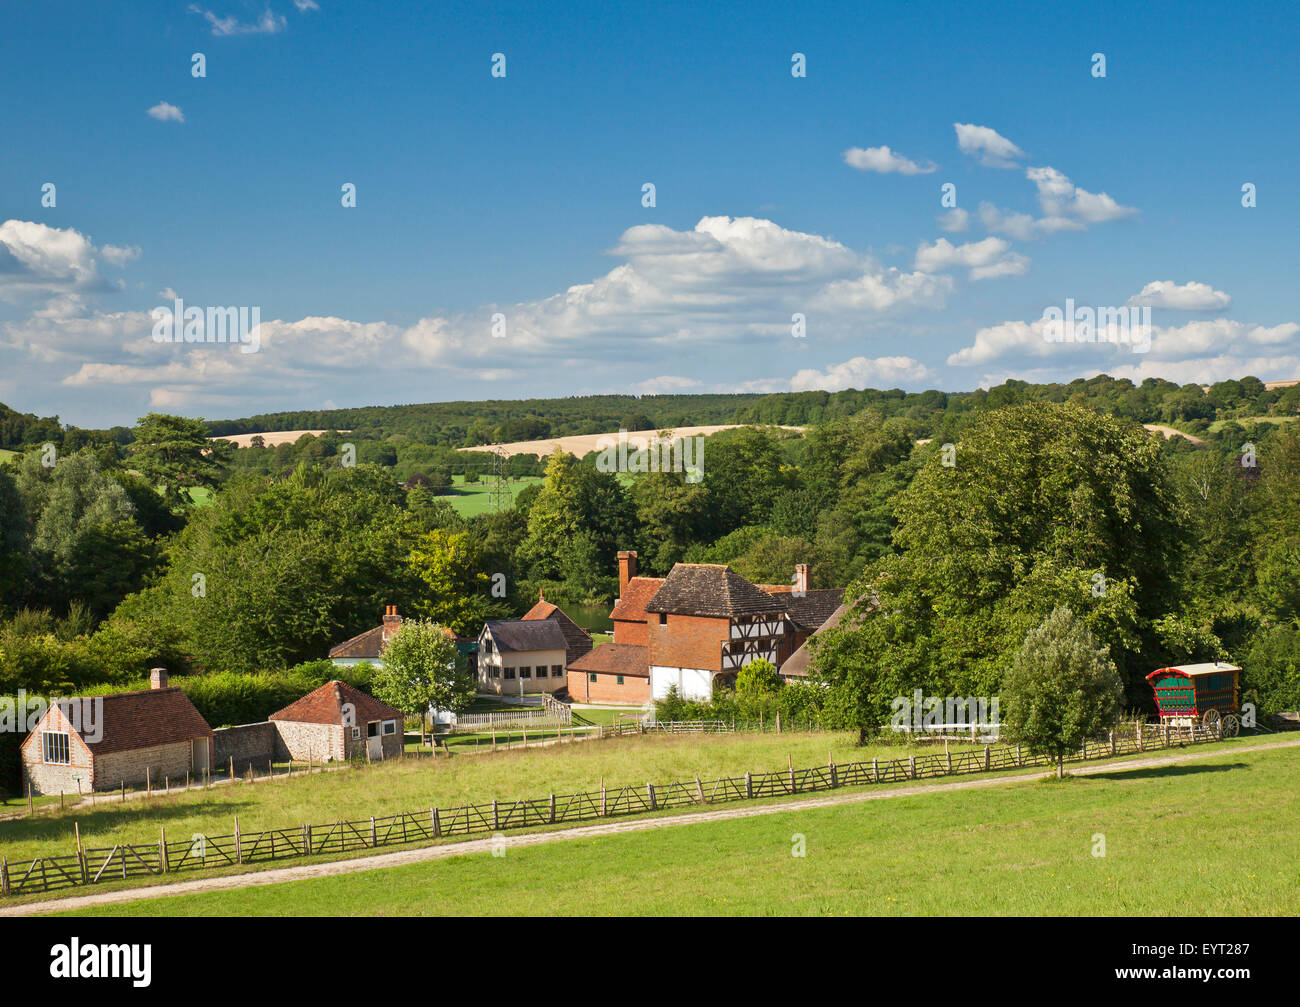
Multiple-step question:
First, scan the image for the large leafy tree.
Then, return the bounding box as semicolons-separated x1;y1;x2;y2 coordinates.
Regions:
371;618;475;716
813;403;1182;728
131;413;229;508
407;527;506;635
1001;606;1125;777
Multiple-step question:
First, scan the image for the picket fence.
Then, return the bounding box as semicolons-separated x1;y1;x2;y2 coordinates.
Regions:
0;721;1217;899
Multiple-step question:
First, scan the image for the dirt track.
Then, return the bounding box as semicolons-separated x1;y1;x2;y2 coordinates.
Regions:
6;737;1296;917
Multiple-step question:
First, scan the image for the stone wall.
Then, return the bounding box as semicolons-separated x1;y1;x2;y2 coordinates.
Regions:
94;741;194;792
213;721;280;775
274;720;343;762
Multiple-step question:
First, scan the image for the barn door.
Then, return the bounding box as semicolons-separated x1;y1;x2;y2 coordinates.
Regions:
192;738;210;772
366;734;384;761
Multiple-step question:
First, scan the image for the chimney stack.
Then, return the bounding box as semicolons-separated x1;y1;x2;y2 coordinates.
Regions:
150;667;169;690
794;563;809;596
381;605;402;643
617;550;638;596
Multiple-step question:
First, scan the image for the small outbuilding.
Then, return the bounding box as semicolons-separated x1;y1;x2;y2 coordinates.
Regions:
269;680;406;762
20;669;214;796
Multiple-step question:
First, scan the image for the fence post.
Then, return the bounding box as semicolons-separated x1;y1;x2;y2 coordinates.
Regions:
909;756;916;780
303;823;311;855
984;746;990;771
234;817;242;864
370;816;377;847
1110;730;1116;756
829;760;838;789
647;782;657;810
75;822;87;885
1;856;8;896
549;793;556;823
431;807;441;838
872;758;879;782
1016;744;1022;766
696;775;706;803
492;800;499;830
744;771;752;799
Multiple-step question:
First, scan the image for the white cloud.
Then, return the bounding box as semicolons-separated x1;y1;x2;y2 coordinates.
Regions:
790;355;931;392
947;312;1300;371
953;123;1026;168
10;216;963;409
188;5;287;36
1126;280;1231;311
293;0;320;10
100;244;141;266
843;145;937;175
936;208;969;232
976;167;1136;241
0;220;127;301
146;102;185;123
631;375;702;394
914;237;1028;281
1026;166;1136;224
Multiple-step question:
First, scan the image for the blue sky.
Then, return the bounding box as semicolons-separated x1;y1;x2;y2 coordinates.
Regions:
2;0;1297;426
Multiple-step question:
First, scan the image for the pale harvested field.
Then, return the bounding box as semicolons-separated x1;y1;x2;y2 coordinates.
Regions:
1142;423;1205;445
460;424;805;459
209;429;351;448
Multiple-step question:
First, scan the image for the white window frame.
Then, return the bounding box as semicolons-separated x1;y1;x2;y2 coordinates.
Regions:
351;726;362;740
381;719;397;736
43;731;70;765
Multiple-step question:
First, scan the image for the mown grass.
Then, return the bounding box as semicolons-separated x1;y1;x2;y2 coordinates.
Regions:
0;730;908;864
444;474;543;516
53;743;1300;916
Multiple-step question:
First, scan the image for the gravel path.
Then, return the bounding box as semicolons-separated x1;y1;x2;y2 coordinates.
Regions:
6;737;1297;916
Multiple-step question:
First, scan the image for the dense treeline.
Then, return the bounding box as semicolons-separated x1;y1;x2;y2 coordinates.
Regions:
1;374;1297;747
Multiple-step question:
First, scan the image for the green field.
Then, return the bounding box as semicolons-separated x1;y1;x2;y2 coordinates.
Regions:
444;474;543;516
52;742;1300;916
0;448;17;466
0;731;908;866
1207;415;1298;434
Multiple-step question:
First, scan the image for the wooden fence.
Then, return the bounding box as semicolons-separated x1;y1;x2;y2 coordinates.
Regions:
452;706;572;732
0;721;1218;899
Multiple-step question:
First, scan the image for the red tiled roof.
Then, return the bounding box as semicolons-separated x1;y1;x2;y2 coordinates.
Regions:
329;624;386;659
65;688;214;755
269;680;407;724
568;643;649;678
646;564;787;617
522;600;593;662
611;576;663;623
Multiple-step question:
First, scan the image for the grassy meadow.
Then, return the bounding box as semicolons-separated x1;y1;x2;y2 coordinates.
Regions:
51;741;1300;916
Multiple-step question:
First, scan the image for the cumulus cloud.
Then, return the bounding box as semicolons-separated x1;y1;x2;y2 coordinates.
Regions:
976;166;1136;241
953;123;1026;168
843;145;937;175
7;216;962;409
914;237;1029;281
0;220;128;301
188;5;287;35
146;102;185;123
936;208;969;232
947;312;1300;373
790;355;931;392
1126;280;1231;311
293;0;320;10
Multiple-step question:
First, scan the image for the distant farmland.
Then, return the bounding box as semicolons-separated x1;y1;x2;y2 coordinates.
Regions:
208;429;351;448
459;424;805;460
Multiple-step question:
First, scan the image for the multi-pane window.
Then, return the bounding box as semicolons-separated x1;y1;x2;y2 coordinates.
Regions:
43;732;70;765
504;667;516;680
519;666;532;679
382;720;397;735
552;665;564;677
616;675;625;685
589;673;598;683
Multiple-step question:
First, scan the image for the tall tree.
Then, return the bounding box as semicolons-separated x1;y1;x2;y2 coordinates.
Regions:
131;413;229;508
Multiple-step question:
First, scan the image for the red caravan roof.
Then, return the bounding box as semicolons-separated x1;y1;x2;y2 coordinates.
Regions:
1145;662;1241;681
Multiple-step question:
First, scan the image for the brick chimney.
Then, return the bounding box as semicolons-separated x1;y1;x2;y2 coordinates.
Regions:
149;667;169;690
617;550;638;596
381;605;402;643
794;563;809;596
